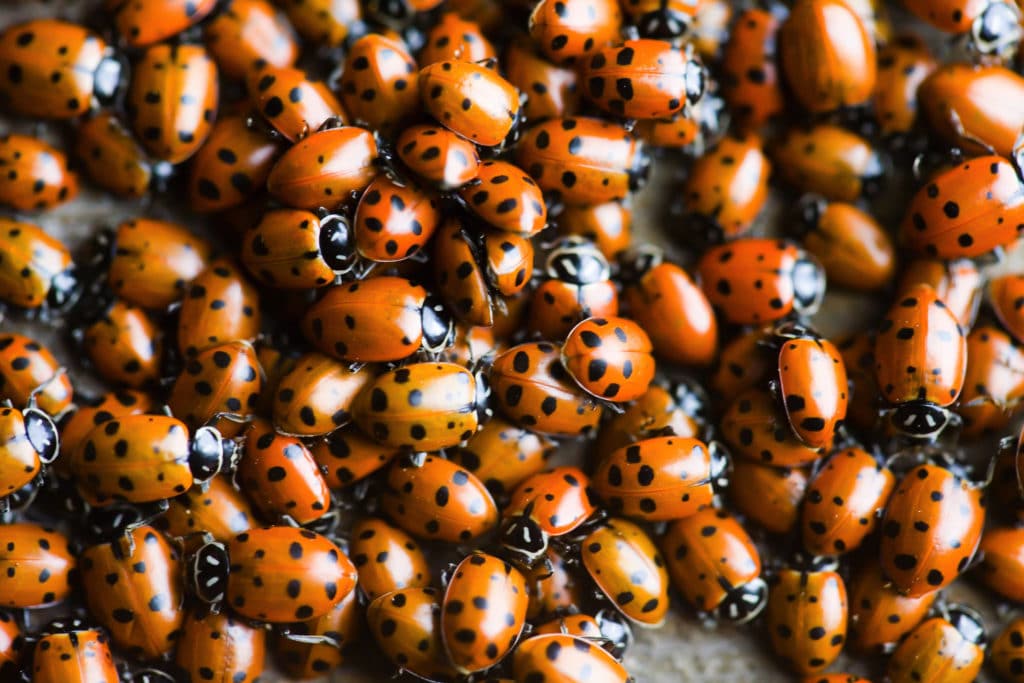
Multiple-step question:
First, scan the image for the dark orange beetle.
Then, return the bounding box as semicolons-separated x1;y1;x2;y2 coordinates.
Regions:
267;126;378;210
0;134;78;211
418;60;520;147
188;114;282;213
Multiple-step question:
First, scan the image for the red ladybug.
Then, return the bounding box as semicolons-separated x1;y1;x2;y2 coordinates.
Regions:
990;617;1024;682
0;399;57;508
696;238;826;326
419;12;496;65
728;460;808;535
513;633;631;682
721;388;823;468
272;353;372;437
873;283;967;438
956;325;1024;438
30;620;119;682
0;522;74;609
366;588;458;681
278;0;361;46
188;526;357;623
560;316;655;403
681;133;771;240
976;525;1024;602
0;613;21;677
188;114;282;213
899;152;1024;260
597;379;706;460
873;35;937;139
174;609;266;683
661;507;767;623
898;257;981;329
901;0;1021;58
267;126;378;210
309;425;400;490
202;0;298;79
458;160;547;236
0;19;121;119
418;60;520;147
765;557;848;675
354;173;442;263
77;299;163;389
528;237;619;340
0;333;73;416
773;325;849;449
720;8;784;131
581;517;669;626
880;461;985;596
557;201;631;259
242;208;356;289
79;525;183;659
505;41;580;122
397;124;480;190
177;259;261;357
796;196;896;292
528;0;622;66
432;217;496;327
156;475;255;543
449;416;555;499
247;64;344;142
167;340;262;436
846;560;936;655
273;591;361;677
349;516;430;600
990;274;1024;344
771;124;884;202
75;113;161;199
339;34;419;135
109;0;217;47
886;607;986;683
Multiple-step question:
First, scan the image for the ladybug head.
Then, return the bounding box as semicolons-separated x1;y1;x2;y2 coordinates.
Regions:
971;1;1022;57
40;617;94;637
790;252;826;318
188;426;238;483
683;58;707;108
364;0;415;28
546;238;610;285
498;514;548;568
707;441;730;491
473;368;492;425
23;406;59;465
616;245;663;284
421;296;455;354
317;212;357;275
637;7;690;40
594;609;633;660
47;266;81;312
948;605;986;646
94;52;127;109
891;401;952;440
189;540;230;605
716;577;768;625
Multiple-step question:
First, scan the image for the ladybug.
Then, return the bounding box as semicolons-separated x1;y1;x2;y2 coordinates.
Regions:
440;552;528;673
77;299;163;389
582;39;704;120
177;259;261;357
167;340;262;436
78;525;183;659
778;0;876;113
0;218;77;311
439;322;498;367
302;276;453;363
202;0;298;80
696;238;826;326
433;218;496;327
0;522;74;609
30;620;118;682
267;126;378;210
834;332;881;433
773;326;849;449
660;506;767;623
597;379;706;460
174;609;266;683
0;612;20;678
397;123;480;190
457;160;547;236
156;475;255;543
351;361;487;451
796;196;896;292
350;517;430;600
990;274;1024;344
728;460;808;535
479;230;534;297
108;0;217;47
801;448;895;556
379;455;498;543
505;40;579;123
720;8;784;131
594;436;725;522
711;328;774;399
489;341;602;438
874;283;967;438
126;43;218;165
721;388;824;468
419;12;496;65
556;201;631;259
622;257;717;368
274;590;362;677
0;333;74;416
272;352;372;437
681;133;770;241
354;173;442;263
103;217;213;310
528;237;619;340
902;0;1021;58
880;461;985;596
898;257;982;330
766;557;847;675
499;466;597;566
886;607;986;683
366;588;458;682
582;517;669;626
899;152;1024;260
561;315;655;402
976;525;1024;601
247;64;344;142
873;35;937;139
418;60;520;147
524;548;583;619
309;425;400;489
620;0;699;38
58;389;153;463
0;19;121;119
188;114;283;213
771;124;884;202
990;617;1024;681
242;208;355;289
516;116;650;205
0;134;78;211
238;418;331;525
919;63;1024;159
534;613;602;639
75;113;162;199
188;526;357;623
957;325;1024;438
70;413;239;506
513;634;630;682
528;0;622;66
339;34;419;136
278;0;362;46
450;415;555;499
846;560;937;655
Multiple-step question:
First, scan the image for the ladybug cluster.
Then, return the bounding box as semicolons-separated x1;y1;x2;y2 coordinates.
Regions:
0;0;1023;681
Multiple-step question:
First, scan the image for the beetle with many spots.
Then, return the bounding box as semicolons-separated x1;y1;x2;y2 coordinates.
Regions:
247;64;344;142
528;0;622;66
0;218;77;312
366;587;458;681
267;126;378;210
0;333;73;416
449;416;555;500
242;208;356;289
339;34;419;135
176;259;261;357
272;352;372;437
720;8;784;131
155;474;255;543
901;0;1021;58
561;315;655;403
167;340;262;436
418;60;520;147
29;619;119;682
886;607;986;683
174;608;266;683
349;517;430;600
772;325;849;449
513;633;631;682
528;237;619;340
397;123;480;190
354;173;442;263
458;160;547;237
721;388;822;468
188;114;282;213
845;560;936;654
989;617;1024;681
0;134;77;211
0;522;74;609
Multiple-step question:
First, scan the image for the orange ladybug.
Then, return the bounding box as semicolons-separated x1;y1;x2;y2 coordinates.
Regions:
796;196;896;292
872;35;937;139
241;209;356;289
247;64;344;142
721;388;823;468
272;353;372;437
773;326;849;449
267;126;378;210
581;517;669;626
561;316;655;403
418;60;520;147
528;0;622;66
397;124;480;190
108;0;217;47
846;560;937;655
202;0;298;79
349;517;430;600
720;8;784;131
886;607;986;683
188;115;282;213
728;460;808;535
0;218;77;311
338;33;419;135
771;124;884;202
0;134;78;211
